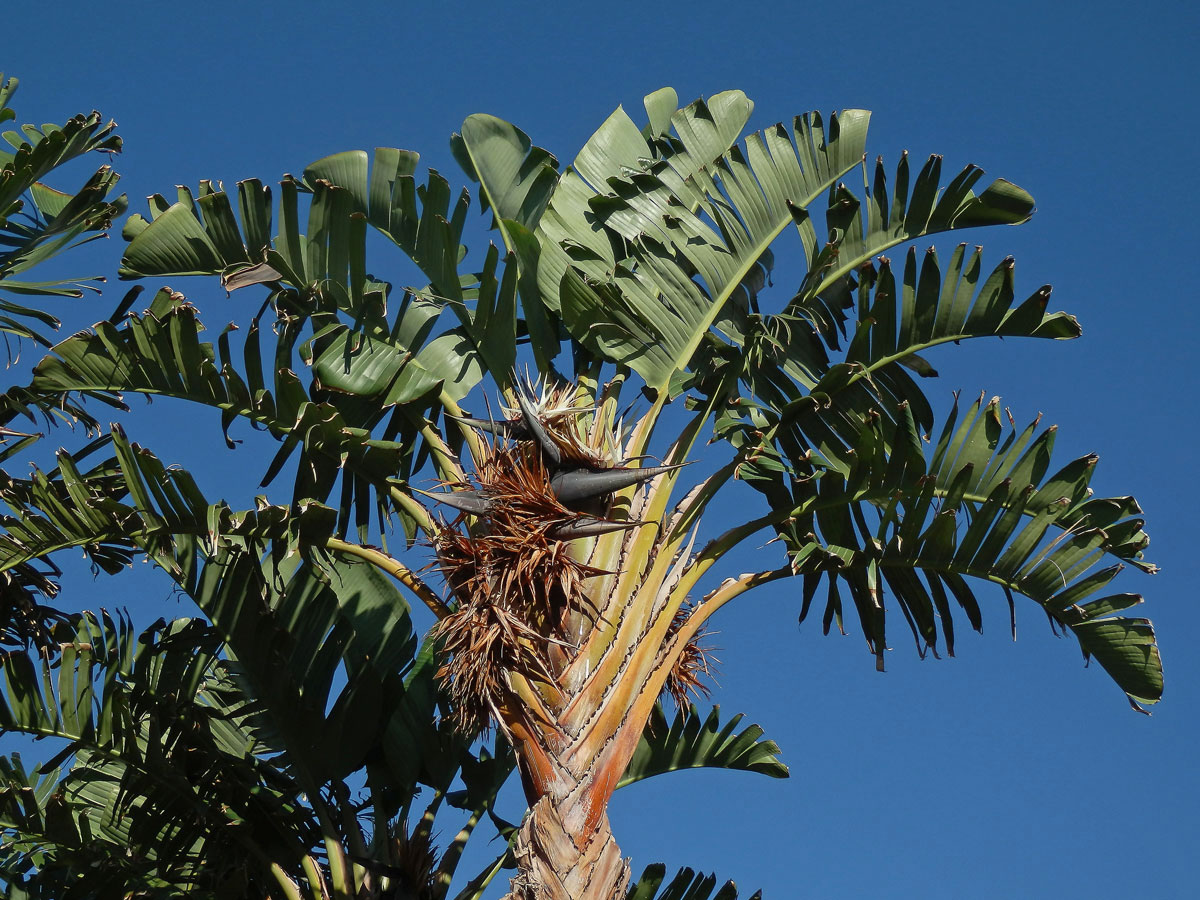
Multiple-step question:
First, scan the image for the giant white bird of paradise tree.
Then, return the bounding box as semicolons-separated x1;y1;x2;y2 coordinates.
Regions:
0;86;1160;900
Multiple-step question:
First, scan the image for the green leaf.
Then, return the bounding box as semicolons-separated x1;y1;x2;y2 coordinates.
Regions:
548;99;865;391
0;93;124;354
1072;617;1162;709
28;287;427;513
0;422;340;580
618;704;788;788
537;91;754;319
779;396;1161;708
0;610;220;753
120;201;225;276
182;550;419;784
627;864;758;900
539;93;1041;406
846;247;1078;379
120;157;499;415
452;114;559;242
0;611;321;896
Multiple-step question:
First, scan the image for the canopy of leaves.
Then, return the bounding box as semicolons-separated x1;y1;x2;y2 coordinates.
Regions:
0;82;1164;898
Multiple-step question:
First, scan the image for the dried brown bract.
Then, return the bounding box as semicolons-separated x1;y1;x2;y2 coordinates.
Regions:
431;442;609;735
663;604;719;712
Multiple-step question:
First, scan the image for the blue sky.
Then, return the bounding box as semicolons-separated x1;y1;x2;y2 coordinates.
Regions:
3;0;1197;896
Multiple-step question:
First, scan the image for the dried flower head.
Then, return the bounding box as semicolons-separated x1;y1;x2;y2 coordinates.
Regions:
431;442;607;734
384;821;440;899
663;604;719;712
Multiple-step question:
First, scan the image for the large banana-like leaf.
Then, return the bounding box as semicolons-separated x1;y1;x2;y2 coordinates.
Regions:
0;607;297;883
845;245;1078;373
453;89;753;384
0;614;317;897
627;864;760;900
618;704;788;788
0;434;109;647
28;286;421;524
1;752;159;898
0;545;469;895
300;150;519;389
0;754;90;891
0;449;448;790
536;90;756;318
453;90;750;375
0;75;125;306
451;115;560;245
451;115;563;371
0;437;140;580
119;150;512;403
541;92;1036;401
0;438;455;812
0;423;337;580
0;608;293;856
0;73;126;372
184;555;514;891
0;529;494;897
730;245;1082;479
0;78;135;663
0;610;214;747
544;96;863;392
171;547;420;786
25;285;465;545
771;394;1160;709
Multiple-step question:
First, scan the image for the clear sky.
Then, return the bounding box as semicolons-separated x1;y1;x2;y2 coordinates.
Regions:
3;0;1197;897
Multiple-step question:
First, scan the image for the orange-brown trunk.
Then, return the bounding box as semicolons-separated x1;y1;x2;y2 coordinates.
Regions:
502;782;629;900
499;667;671;899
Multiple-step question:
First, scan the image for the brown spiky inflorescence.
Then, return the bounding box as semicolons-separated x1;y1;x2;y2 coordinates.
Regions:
662;603;719;712
431;396;615;735
381;824;439;899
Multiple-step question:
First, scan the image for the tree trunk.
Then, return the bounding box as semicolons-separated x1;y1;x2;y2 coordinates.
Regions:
493;573;685;899
503;793;629;900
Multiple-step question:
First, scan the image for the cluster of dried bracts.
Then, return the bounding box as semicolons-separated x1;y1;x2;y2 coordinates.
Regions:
427;382;713;735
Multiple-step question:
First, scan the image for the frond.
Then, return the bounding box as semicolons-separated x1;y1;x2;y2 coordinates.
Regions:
768;394;1160;709
0;423;337;579
27;286;428;534
540;93;1035;399
0;610;216;748
450;115;563;372
0;75;126;430
620;704;787;789
0;609;313;897
0;76;125;337
118;149;520;402
628;863;761;900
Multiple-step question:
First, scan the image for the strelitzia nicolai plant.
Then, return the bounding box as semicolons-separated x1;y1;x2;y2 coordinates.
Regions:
1;86;1161;900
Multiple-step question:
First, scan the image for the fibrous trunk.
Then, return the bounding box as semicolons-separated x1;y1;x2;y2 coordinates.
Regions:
504;787;628;900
